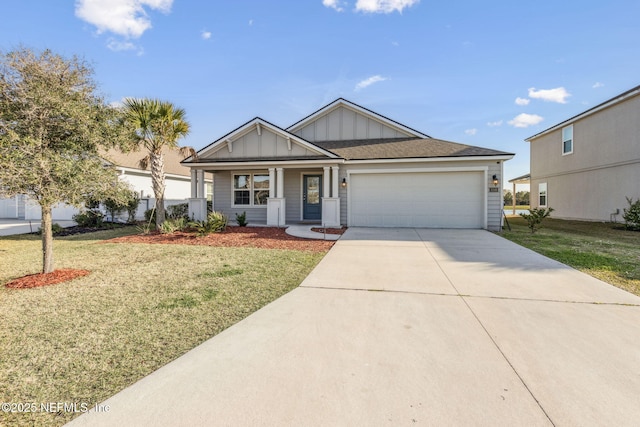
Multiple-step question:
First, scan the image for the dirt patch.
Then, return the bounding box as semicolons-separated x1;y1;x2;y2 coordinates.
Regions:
105;227;336;252
5;269;90;289
310;227;347;235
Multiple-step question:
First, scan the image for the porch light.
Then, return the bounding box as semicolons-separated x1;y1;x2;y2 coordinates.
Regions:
341;178;347;188
492;174;499;186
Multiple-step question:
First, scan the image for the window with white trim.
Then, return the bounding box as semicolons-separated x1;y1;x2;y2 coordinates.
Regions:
233;173;269;206
562;125;573;155
539;182;547;207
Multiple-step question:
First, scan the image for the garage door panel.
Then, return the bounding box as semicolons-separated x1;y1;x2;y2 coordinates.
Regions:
350;172;484;228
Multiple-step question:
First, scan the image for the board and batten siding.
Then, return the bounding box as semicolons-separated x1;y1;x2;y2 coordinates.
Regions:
205;128;319;160
292;106;413;142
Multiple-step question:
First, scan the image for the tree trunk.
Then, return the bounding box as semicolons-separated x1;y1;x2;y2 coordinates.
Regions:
41;204;54;274
150;152;166;228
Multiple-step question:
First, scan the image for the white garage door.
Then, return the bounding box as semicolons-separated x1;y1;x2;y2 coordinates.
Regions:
350;172;485;228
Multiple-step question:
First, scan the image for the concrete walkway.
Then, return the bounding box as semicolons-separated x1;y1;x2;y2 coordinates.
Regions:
68;228;640;426
285;224;342;240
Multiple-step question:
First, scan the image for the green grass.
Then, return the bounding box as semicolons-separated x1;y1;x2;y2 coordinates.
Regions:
0;228;326;427
500;217;640;296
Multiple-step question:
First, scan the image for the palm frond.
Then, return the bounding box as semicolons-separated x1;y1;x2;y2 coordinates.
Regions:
138;154;150;170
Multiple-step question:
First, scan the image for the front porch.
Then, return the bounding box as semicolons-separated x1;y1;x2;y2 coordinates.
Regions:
188;164;343;228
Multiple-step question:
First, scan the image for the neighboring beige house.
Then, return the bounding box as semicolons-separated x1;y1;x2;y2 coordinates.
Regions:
183;98;513;230
526;85;640;222
0;147;210;221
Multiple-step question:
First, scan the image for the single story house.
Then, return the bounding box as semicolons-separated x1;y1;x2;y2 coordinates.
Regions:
0;147;210;221
183;99;513;231
526;84;640;222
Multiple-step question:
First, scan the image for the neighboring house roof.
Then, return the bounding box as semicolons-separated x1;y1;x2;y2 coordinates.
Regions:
508;173;531;184
314;137;512;160
102;147;194;177
286;98;430;139
526;84;640;141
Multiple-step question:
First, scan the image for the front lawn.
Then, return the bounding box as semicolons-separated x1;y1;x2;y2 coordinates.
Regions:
0;228;326;427
500;217;640;297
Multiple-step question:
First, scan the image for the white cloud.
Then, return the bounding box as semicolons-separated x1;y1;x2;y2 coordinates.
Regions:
487;120;503;127
355;75;388;91
515;97;530;106
508;113;544;128
201;30;211;40
75;0;173;39
592;82;604;88
355;0;419;13
249;19;254;26
465;128;477;136
323;0;345;11
528;87;571;104
106;38;143;55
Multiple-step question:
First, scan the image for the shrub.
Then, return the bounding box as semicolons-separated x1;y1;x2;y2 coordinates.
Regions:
189;211;228;236
37;223;63;236
623;197;640;231
167;203;189;220
126;192;141;223
159;217;188;234
519;207;554;233
73;210;104;228
235;211;248;227
144;208;156;224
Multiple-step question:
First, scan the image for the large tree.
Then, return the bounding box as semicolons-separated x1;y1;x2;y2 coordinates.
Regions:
122;98;191;228
0;48;125;273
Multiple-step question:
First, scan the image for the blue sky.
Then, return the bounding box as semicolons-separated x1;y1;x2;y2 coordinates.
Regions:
2;0;639;188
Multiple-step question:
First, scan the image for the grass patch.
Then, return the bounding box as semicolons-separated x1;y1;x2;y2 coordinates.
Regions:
500;217;640;296
0;229;326;427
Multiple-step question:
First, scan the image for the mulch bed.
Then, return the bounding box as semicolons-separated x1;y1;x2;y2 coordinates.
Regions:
5;269;90;289
104;227;336;252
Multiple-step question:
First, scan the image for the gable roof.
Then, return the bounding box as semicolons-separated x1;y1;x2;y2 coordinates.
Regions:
526;84;640;141
286;98;430;139
314;137;513;160
186;117;339;161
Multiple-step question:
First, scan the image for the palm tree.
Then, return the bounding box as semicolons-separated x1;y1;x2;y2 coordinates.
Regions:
123;98;193;228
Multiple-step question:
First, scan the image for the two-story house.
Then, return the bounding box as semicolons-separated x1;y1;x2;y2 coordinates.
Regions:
526;85;640;222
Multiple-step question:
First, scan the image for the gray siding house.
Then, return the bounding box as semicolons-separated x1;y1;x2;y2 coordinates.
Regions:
526;85;640;222
184;99;513;230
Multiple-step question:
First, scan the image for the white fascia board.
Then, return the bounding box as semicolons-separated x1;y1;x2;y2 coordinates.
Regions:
344;155;514;165
286;99;430;139
118;167;211;182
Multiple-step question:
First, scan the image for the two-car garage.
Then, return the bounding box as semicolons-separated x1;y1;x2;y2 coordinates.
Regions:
348;170;486;228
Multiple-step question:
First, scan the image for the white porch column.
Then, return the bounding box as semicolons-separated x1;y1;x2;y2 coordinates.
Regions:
268;167;286;226
268;168;275;198
331;166;339;197
276;168;284;198
323;167;330;198
197;170;205;198
190;169;197;198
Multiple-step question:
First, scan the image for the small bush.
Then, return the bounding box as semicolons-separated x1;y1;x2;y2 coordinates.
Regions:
159;217;188;234
144;208;156;224
167;203;189;220
623;197;640;231
36;223;63;236
126;192;141;223
235;211;248;227
519;207;554;233
73;210;104;228
189;211;228;236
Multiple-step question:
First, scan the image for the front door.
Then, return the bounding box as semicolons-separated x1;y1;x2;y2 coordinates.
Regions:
303;175;322;220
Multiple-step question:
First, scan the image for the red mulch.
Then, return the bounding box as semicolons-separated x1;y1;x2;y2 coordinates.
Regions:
5;269;90;289
104;227;336;252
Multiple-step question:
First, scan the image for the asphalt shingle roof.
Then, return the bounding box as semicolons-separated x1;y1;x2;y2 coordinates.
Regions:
313;137;512;160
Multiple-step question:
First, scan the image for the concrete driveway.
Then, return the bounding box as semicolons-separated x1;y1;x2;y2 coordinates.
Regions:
68;228;640;426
